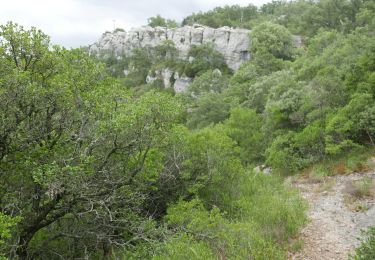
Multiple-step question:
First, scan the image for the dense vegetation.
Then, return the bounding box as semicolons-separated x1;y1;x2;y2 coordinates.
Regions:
183;0;374;38
1;0;374;259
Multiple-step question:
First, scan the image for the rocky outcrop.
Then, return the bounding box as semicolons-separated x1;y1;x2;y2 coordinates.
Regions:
89;24;252;71
173;72;193;93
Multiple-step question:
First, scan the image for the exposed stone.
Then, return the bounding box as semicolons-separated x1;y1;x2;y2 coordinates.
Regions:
161;68;173;89
146;72;157;84
291;170;375;260
89;24;252;71
253;165;272;175
173;72;193;93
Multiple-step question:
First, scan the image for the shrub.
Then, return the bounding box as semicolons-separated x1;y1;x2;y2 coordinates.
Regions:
235;172;308;243
153;233;215;260
158;199;285;260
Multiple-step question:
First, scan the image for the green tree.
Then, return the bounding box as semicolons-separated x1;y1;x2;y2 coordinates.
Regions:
148;15;178;28
251;22;295;61
224;108;265;164
184;44;229;77
188;69;229;96
0;213;19;253
182;4;258;29
186;93;232;129
0;22;183;258
325;93;375;155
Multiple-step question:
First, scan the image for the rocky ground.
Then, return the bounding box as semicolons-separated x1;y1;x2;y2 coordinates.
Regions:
289;166;375;260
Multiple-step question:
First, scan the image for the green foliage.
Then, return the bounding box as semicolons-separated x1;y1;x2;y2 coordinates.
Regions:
184;44;229;77
224;107;265;164
95;40;180;89
0;22;184;259
235;173;307;243
182;4;258;29
0;213;19;245
148;15;178;28
153;233;215;260
113;27;125;33
2;0;375;257
182;126;244;212
351;227;375;260
188;69;228;96
251;22;295;61
182;0;374;37
325;93;375;155
266;122;326;174
186;93;233;129
154;171;307;260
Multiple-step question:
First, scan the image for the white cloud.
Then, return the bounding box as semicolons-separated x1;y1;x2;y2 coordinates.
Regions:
0;0;271;48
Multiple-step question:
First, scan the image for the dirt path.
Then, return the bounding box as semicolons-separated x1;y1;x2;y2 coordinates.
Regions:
289;171;375;260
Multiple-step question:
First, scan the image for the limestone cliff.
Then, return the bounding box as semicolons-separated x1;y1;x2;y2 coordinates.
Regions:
89;24;251;71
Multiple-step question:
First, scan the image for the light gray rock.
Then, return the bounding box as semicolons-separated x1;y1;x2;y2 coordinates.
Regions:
161;68;173;89
174;72;193;93
146;73;157;84
253;165;272;175
89;24;252;71
145;68;174;89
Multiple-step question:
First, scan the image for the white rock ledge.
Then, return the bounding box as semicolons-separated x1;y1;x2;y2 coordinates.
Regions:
89;24;252;71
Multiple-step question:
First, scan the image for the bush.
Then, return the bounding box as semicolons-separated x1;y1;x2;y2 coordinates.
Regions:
152;171;307;260
235;172;308;243
0;213;20;258
153;233;215;260
251;22;295;61
158;199;285;260
184;44;229;77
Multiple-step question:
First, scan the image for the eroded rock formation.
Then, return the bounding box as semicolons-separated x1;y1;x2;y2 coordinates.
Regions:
89;24;251;71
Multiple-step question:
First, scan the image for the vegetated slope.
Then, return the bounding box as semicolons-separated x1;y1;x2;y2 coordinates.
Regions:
1;0;375;258
290;161;375;260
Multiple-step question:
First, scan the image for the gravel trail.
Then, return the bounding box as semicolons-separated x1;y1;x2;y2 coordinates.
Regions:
290;169;375;260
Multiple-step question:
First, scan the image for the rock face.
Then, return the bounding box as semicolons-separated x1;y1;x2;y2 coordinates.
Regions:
173;72;193;93
89;24;252;71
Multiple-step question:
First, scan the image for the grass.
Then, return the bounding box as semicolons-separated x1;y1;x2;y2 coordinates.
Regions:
344;194;371;212
289;239;304;253
350;227;375;259
314;179;336;193
300;165;331;184
343;177;374;211
344;177;374;199
305;150;374;180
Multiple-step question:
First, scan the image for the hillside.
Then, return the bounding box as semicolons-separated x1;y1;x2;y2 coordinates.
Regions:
1;0;375;259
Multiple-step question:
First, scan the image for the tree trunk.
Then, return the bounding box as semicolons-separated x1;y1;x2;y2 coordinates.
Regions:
16;233;33;259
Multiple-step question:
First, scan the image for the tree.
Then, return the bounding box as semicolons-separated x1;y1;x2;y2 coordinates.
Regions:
325;93;375;155
0;22;183;258
184;44;229;77
250;22;295;61
188;69;229;96
182;4;258;29
0;213;19;254
186;93;232;129
147;15;178;28
224;108;265;164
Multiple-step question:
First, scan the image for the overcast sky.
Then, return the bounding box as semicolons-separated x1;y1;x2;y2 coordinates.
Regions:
0;0;272;48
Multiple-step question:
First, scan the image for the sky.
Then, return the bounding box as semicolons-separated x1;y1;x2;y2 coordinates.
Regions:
0;0;272;48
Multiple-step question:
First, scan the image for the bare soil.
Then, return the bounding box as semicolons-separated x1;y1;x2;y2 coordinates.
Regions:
289;170;375;260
